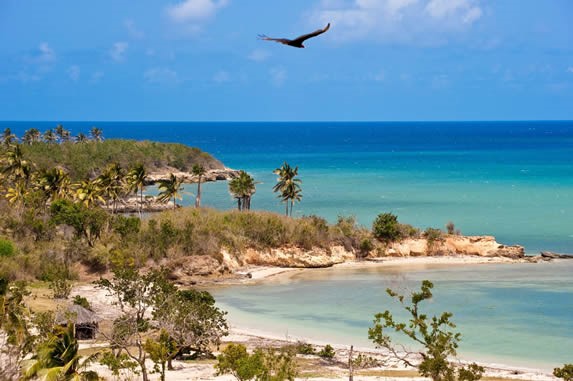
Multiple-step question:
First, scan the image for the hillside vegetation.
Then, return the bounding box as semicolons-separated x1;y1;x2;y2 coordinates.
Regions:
17;139;223;180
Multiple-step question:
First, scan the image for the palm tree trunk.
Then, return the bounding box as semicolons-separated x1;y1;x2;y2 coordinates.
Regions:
237;197;242;211
285;202;288;216
290;200;294;217
139;187;143;218
195;177;202;208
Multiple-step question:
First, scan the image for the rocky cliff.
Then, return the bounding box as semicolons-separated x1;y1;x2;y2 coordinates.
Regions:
167;235;525;282
386;235;524;258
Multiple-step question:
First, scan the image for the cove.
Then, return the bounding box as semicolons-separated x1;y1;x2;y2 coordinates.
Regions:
208;260;573;371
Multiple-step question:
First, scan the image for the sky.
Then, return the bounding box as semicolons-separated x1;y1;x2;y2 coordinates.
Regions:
0;0;572;121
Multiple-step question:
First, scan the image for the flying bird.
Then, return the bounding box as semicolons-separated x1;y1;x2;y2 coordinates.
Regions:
258;23;331;48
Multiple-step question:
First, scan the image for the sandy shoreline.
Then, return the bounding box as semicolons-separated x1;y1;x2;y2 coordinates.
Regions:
71;255;564;380
232;254;545;285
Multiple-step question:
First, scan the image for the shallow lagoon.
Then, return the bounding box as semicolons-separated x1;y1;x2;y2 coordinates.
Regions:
209;261;573;370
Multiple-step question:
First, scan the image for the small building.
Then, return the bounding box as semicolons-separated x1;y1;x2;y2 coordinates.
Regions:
56;304;100;340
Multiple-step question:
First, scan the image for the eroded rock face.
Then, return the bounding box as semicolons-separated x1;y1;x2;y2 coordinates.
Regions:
147;168;240;184
386;235;524;258
243;246;355;268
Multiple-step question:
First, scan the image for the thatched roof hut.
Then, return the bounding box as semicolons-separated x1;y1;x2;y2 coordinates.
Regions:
56;304;100;340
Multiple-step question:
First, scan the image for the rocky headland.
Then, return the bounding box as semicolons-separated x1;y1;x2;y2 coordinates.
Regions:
165;235;542;285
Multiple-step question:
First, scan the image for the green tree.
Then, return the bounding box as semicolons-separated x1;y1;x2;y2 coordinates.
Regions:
191;164;206;208
126;163;147;218
37;167;71;203
144;329;175;381
372;212;401;243
228;170;256;211
73;178;104;208
273;162;302;217
2;128;17;147
22;128;41;145
75;133;89;144
0;279;33;381
157;173;184;210
43;129;57;144
554;364;573;381
89;127;103;142
216;343;263;381
153;288;228;369
24;323;100;381
55;124;71;143
98;163;125;213
368;280;484;381
50;199;108;247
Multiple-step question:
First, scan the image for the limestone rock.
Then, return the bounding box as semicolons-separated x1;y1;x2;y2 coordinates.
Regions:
243;246;355;268
385;235;524;258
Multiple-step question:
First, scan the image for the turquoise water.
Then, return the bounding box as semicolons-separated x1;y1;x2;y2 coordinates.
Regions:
4;120;572;368
209;261;573;370
5;120;573;253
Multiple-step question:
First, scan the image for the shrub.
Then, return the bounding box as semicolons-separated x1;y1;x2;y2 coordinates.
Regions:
372;213;401;243
294;341;315;355
72;295;92;311
554;364;573;381
0;238;15;257
358;238;373;259
49;278;72;299
446;221;455;235
318;344;336;360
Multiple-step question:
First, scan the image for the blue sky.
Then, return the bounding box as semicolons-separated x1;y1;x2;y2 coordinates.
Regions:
1;0;572;121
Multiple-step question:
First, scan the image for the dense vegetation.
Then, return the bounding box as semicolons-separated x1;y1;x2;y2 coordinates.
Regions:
17;139;222;180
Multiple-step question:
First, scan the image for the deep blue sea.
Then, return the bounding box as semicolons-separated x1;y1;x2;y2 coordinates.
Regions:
5;120;573;254
4;120;573;368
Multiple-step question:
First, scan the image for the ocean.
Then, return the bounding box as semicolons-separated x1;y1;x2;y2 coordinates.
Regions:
4;120;573;254
4;120;573;368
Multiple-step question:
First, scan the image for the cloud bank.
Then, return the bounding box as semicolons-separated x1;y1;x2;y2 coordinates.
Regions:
166;0;229;23
310;0;483;44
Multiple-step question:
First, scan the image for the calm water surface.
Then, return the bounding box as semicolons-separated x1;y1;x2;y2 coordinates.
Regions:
209;261;573;370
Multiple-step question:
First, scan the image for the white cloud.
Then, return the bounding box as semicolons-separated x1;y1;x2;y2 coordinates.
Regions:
125;19;145;39
372;69;386;82
144;67;180;85
166;0;228;23
110;42;128;62
248;49;271;62
68;65;80;82
37;43;56;63
310;0;483;44
567;67;573;74
213;70;230;83
270;67;287;87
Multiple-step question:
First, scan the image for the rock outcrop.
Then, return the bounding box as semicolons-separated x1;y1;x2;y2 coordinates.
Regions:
147;168;240;184
243;246;355;268
386;235;524;258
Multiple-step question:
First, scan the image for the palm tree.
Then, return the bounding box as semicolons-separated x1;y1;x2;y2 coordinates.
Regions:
55;124;71;143
75;133;88;144
2;128;17;147
1;144;32;184
89;127;103;142
228;170;256;211
191;164;206;208
157;173;184;210
37;167;71;203
24;323;100;381
127;163;147;217
21;128;41;145
74;178;104;208
97;163;125;213
273;162;302;216
43;129;57;144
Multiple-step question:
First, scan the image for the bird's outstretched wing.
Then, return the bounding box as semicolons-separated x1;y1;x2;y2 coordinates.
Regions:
290;23;330;45
257;35;292;45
